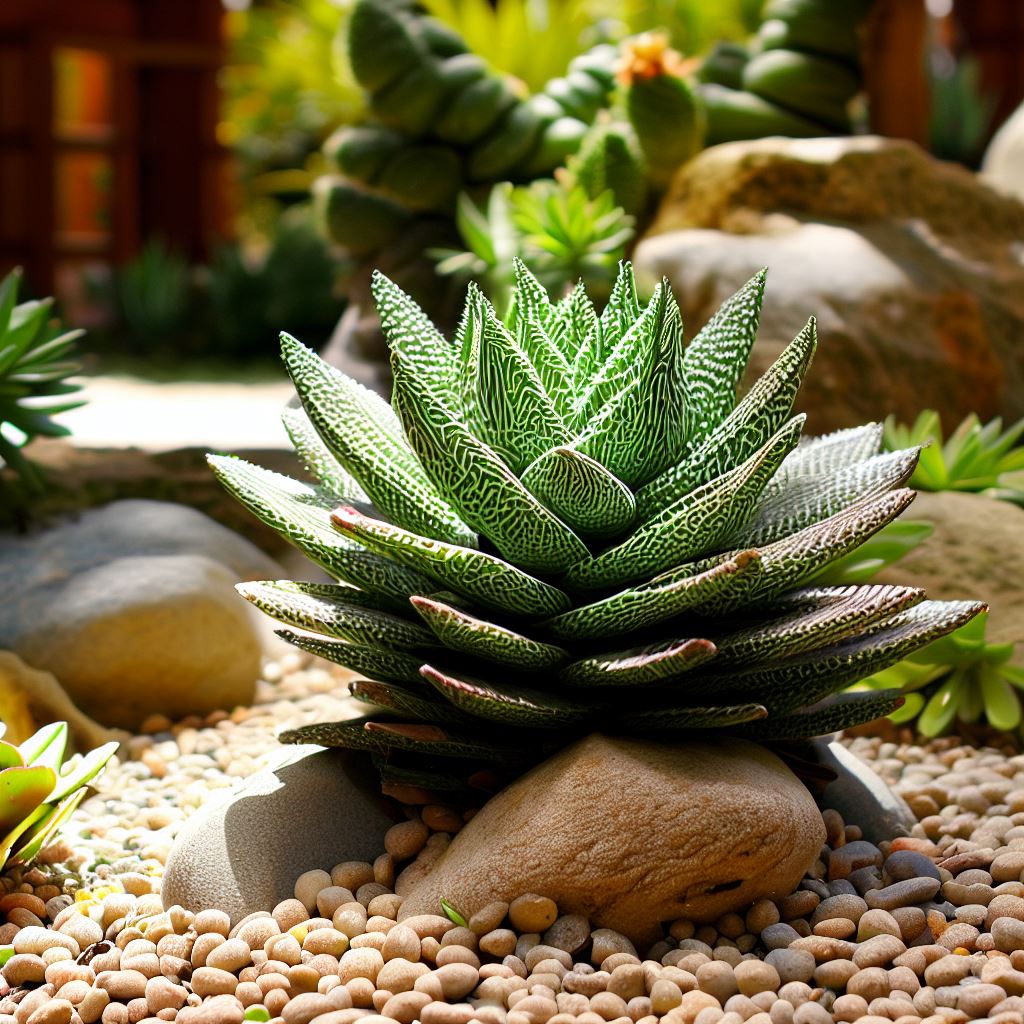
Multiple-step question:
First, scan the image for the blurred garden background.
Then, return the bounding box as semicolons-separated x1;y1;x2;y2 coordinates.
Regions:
2;0;1024;521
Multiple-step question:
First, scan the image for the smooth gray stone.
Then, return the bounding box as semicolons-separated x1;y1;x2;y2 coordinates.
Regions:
162;745;400;923
816;738;917;846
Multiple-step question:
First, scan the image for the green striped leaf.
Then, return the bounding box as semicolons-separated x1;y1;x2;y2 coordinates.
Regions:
282;333;477;548
281;406;369;503
330;506;570;619
735;691;906;741
207;455;432;606
683;270;766;442
275;630;426;685
472;297;570;473
517;317;573;422
573;287;690;487
775;422;884;482
551;281;597;362
560;638;717;687
566;416;803;590
520;446;636;541
422;665;596;729
712;584;924;665
238;580;438;649
636;317;817;520
371;271;460;412
410;596;568;670
390;350;588;574
349;680;471;724
732;446;920;547
618;702;768;730
545;549;762;641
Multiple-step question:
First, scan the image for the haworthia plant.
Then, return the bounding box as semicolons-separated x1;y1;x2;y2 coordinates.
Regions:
211;260;985;804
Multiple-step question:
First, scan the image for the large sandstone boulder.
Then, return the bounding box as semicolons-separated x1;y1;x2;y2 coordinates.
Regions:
400;734;824;945
635;136;1024;433
876;491;1024;651
0;501;284;729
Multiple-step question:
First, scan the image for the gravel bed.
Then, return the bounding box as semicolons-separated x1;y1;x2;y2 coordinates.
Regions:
3;660;1024;1024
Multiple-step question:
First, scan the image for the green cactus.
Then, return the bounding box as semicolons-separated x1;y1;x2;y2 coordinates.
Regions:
566;119;650;219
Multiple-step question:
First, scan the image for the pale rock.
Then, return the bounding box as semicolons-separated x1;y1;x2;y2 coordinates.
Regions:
399;734;824;945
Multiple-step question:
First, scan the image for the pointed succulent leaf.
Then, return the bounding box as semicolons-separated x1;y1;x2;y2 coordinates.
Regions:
777;423;884;482
45;741;118;805
0;742;22;770
573;288;690;486
472;298;571;472
0;803;50;868
573;281;663;428
330;506;570;619
520;446;636;541
566;416;803;590
511;258;554;330
617;702;768;730
737;691;906;741
208;456;434;606
550;282;596;362
688;599;985;714
546;550;762;641
18;722;67;772
0;766;56;834
682;270;766;441
281;406;369;503
371;271;460;412
731;446;921;547
390;354;588;574
410;596;568;670
678;489;918;616
598;262;643;360
560;638;717;687
349;680;472;724
281;333;476;548
274;629;426;685
10;790;86;864
637;317;817;519
712;584;925;666
422;665;596;729
238;580;439;649
373;759;479;794
517;317;573;422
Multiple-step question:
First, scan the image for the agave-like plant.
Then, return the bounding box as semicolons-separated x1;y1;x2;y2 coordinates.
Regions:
211;261;984;803
0;722;118;868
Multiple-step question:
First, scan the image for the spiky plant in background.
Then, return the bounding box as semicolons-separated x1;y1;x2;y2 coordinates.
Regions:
0;269;84;495
211;261;983;804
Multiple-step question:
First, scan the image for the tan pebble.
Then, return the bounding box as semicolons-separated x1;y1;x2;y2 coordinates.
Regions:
14;928;79;957
120;955;160;979
435;947;478;969
376;959;428;994
265;936;303;967
411;973;444;1001
366;895;401;922
194;911;231;938
315;889;353;920
734;961;779;997
158;955;189;981
26;999;73;1024
958;983;1008;1018
831;993;867;1023
420;937;441;963
191;966;239;997
145;978;187;1014
349;934;385;952
600;953;641;973
273;901;310;932
650;979;683;1015
96;971;149;1001
510;994;558;1024
4;954;48;986
433;963;478;1001
695;961;738;1003
378;990;430;1024
192;933;226;968
281;994;335;1024
853;934;906;968
238;919;281;951
339;949;383;985
506;895;557;935
257;972;291;995
384;822;429;864
764;949;814;986
79;988;110;1024
305;955;341;980
330;868;373;899
187;993;245;1024
332;905;368;940
607;964;644;1002
47;963;95;988
302;930;348;959
523;947;570;973
100;1005;127;1024
355;885;389;910
924;954;971;987
746;901;780;935
591;930;637;967
399;916;453;942
790;1003;830;1024
288;965;320;994
265;991;290;1017
846;967;890;1002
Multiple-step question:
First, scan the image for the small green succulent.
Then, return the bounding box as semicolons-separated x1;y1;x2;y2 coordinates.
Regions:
850;612;1024;736
432;180;634;310
0;269;85;494
211;259;984;804
884;410;1024;499
0;722;118;868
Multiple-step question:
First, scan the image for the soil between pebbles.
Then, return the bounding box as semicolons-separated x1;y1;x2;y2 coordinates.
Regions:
4;657;1024;1024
